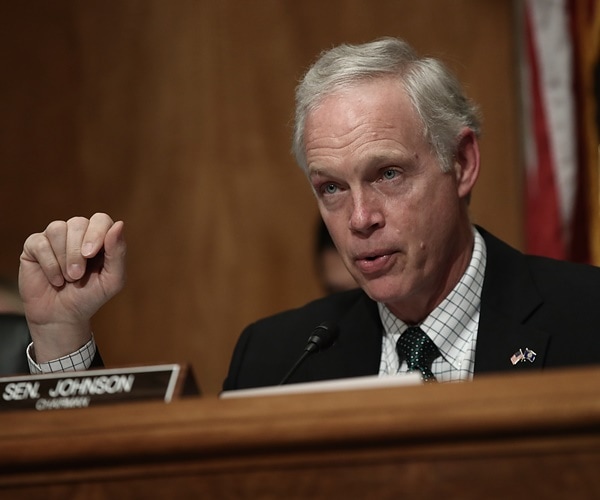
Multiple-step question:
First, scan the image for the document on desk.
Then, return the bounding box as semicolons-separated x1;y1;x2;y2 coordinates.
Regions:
220;373;422;399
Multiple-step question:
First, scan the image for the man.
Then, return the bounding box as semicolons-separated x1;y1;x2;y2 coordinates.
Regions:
19;38;600;387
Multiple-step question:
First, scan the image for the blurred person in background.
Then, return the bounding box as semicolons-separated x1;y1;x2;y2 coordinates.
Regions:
0;277;29;375
314;217;358;295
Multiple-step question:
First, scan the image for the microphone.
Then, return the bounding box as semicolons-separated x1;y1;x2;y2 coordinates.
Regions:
279;322;339;385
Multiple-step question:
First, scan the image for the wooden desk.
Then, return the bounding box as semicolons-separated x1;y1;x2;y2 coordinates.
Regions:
1;367;600;498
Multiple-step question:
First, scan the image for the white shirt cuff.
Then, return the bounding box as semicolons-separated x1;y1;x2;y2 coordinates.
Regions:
27;336;97;374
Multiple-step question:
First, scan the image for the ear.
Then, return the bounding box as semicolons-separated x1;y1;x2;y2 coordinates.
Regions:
454;128;480;200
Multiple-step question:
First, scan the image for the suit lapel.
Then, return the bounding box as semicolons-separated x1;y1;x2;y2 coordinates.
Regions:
476;304;550;374
475;228;550;374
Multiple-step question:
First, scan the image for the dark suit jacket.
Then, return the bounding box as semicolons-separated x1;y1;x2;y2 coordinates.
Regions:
223;228;600;390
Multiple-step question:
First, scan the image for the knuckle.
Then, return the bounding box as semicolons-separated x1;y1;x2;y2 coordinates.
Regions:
44;220;67;238
66;216;89;228
21;233;46;257
90;212;114;225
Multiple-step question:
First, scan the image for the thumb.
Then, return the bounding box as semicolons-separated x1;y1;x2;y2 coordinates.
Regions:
101;220;127;296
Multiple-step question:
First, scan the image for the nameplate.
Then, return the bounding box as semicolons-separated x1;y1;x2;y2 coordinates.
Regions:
0;364;200;412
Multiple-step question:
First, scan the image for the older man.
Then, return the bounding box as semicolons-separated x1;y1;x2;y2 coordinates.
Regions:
19;38;600;387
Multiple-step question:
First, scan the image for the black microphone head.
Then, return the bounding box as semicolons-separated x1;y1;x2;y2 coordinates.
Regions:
305;321;339;353
279;321;340;385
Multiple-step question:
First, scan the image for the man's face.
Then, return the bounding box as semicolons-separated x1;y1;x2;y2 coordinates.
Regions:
304;78;474;322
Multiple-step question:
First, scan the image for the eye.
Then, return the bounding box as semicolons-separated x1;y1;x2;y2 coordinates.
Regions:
382;169;398;180
321;183;338;195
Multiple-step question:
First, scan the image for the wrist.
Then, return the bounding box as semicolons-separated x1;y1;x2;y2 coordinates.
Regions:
27;321;93;364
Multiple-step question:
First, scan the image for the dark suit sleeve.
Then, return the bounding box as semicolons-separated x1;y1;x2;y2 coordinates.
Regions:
91;350;104;369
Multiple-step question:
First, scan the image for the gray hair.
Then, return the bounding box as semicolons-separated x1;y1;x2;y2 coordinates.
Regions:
292;37;481;173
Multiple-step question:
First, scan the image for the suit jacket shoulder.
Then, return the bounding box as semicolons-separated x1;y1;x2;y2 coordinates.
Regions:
223;289;383;390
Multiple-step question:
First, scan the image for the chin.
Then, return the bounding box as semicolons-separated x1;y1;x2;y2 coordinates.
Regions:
359;279;407;305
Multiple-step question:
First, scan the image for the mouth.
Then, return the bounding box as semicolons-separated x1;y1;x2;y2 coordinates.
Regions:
354;250;397;275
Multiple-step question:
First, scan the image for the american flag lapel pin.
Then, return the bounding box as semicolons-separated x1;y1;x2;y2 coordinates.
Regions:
510;349;525;365
511;348;537;365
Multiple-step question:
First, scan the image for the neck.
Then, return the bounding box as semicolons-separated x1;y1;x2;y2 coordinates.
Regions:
386;224;475;324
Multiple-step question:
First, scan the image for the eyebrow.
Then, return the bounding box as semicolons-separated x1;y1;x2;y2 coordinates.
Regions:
308;166;330;179
309;150;410;176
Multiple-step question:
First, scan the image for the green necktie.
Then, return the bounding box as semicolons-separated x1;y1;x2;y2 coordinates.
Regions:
396;326;440;382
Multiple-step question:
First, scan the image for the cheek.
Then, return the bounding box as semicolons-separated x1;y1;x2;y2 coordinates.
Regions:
415;183;459;227
392;195;456;260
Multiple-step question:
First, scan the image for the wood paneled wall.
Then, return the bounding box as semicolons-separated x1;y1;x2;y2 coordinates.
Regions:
0;0;521;394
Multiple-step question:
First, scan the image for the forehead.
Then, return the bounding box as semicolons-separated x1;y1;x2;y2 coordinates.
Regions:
304;78;427;168
312;77;417;120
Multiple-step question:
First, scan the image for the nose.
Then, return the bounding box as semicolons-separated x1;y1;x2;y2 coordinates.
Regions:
348;190;384;235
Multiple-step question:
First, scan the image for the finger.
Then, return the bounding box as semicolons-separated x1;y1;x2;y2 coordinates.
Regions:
64;213;115;281
81;213;115;258
64;216;93;282
101;220;127;297
21;232;66;288
43;220;71;282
